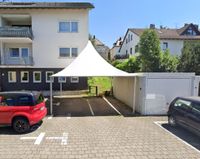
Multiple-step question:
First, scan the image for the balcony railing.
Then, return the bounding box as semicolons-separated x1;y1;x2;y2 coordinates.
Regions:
0;27;33;39
2;55;34;66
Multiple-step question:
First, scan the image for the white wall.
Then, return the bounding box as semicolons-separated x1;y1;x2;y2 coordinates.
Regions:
110;46;120;60
113;77;135;112
120;31;140;55
160;40;184;56
31;10;89;68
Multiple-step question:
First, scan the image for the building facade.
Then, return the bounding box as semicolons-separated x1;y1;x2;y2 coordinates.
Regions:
119;23;200;57
0;2;94;91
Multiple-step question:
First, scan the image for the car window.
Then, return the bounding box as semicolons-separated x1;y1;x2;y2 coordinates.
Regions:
17;95;33;106
0;95;16;106
174;99;192;109
192;102;200;113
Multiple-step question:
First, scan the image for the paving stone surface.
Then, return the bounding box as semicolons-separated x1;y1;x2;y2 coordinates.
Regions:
0;116;200;159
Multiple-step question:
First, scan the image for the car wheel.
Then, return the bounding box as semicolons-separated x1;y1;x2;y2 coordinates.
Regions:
168;115;176;127
12;117;30;133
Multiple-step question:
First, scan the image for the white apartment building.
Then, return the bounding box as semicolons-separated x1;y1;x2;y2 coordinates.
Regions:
0;2;94;91
119;23;200;57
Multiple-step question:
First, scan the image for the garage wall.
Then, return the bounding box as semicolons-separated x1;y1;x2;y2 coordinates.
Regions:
113;77;135;112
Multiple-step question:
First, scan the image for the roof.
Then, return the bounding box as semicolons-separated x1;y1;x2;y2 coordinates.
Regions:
129;23;200;40
0;27;33;39
53;41;132;77
178;96;200;103
0;91;41;96
0;2;94;9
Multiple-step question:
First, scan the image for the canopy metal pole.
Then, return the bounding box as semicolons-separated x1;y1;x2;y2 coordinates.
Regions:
60;81;63;96
50;76;53;115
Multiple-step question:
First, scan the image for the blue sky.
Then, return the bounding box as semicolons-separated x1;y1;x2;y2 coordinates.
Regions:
13;0;200;47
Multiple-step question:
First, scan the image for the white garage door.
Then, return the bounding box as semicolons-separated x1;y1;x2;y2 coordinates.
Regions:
145;78;192;115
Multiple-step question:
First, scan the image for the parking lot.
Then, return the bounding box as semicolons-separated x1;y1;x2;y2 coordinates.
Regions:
0;97;200;159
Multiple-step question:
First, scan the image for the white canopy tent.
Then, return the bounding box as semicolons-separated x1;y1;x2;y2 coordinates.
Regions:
50;41;133;114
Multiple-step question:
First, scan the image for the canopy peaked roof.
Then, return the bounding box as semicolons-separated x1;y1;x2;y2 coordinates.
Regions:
53;41;131;77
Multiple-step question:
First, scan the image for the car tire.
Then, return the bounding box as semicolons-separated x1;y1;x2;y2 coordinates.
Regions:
12;117;30;133
168;115;176;127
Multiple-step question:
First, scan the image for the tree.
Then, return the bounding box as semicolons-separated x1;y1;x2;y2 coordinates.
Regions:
178;41;200;75
160;49;179;72
139;29;161;72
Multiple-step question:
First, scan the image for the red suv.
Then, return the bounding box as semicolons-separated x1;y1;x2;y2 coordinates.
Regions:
0;91;47;133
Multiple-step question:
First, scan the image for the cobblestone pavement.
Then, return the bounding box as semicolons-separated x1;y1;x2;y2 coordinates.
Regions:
0;116;200;159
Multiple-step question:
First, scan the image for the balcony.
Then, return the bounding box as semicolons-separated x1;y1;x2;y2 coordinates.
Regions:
2;55;34;66
0;27;33;40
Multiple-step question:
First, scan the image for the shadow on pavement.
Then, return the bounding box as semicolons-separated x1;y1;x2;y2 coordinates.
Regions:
161;123;200;151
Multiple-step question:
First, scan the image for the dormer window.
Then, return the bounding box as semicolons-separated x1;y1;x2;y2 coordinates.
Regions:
186;27;196;36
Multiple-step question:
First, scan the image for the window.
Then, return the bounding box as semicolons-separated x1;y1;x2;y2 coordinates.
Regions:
17;96;33;106
59;48;70;57
186;27;196;36
174;99;192;110
70;77;79;83
58;77;66;83
59;22;70;32
71;22;78;32
126;50;128;55
131;35;133;41
59;21;78;33
192;103;200;112
33;71;41;83
8;71;16;83
135;45;139;53
130;48;133;55
21;71;29;83
71;48;78;57
21;48;29;57
163;42;168;50
46;71;54;83
9;48;19;57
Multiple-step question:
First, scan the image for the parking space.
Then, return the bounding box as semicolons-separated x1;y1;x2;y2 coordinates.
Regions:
0;116;200;159
52;97;133;117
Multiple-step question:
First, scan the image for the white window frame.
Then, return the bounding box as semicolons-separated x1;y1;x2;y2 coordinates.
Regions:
46;71;54;83
59;47;71;58
70;77;79;83
9;47;29;58
21;71;29;83
8;71;16;83
58;20;79;33
33;71;42;83
58;77;66;83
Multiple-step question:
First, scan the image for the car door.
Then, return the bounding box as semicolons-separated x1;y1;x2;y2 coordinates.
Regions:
188;102;200;132
0;95;16;124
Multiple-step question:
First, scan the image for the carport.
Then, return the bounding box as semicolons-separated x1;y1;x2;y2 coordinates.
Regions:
49;41;133;115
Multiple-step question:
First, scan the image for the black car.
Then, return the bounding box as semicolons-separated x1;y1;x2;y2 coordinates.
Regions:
167;97;200;136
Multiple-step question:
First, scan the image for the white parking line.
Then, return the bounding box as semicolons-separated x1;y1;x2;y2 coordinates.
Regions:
20;132;45;145
48;116;53;120
46;132;68;145
154;121;200;154
34;132;45;145
67;113;71;120
102;97;122;116
86;99;94;116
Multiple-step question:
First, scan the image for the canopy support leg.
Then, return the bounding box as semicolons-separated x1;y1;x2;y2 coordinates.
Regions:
50;77;53;115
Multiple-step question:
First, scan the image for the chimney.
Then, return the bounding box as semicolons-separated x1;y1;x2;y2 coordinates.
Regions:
150;24;156;29
93;35;96;39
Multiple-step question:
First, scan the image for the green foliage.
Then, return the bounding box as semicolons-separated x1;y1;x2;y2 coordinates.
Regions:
113;56;141;73
88;77;112;94
178;41;200;75
139;29;161;72
160;49;179;72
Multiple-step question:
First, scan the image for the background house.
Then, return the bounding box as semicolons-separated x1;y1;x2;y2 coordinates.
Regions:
0;2;94;91
90;35;110;60
110;37;123;60
119;23;200;57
